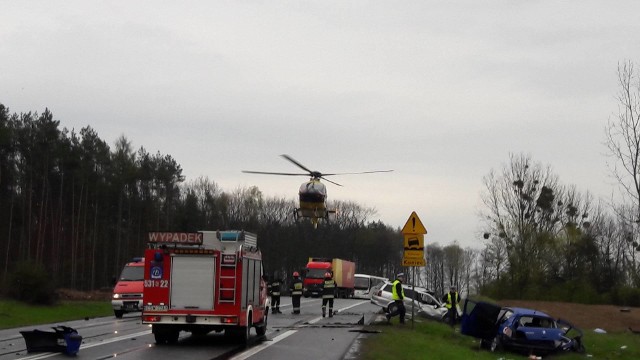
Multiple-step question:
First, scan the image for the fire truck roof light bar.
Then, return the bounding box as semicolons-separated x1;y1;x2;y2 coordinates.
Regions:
217;231;243;241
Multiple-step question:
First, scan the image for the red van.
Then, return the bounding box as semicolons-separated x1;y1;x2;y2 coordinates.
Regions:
112;258;144;318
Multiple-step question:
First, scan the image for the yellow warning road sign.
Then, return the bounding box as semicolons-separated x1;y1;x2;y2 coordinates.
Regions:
401;212;427;235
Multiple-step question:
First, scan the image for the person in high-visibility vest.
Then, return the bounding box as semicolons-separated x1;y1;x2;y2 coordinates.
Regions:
321;272;336;317
290;271;303;314
442;285;460;326
270;274;282;314
385;273;406;324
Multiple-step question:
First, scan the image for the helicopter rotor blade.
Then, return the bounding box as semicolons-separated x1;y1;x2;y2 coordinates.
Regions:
321;177;343;187
321;170;394;176
242;170;311;176
280;154;315;175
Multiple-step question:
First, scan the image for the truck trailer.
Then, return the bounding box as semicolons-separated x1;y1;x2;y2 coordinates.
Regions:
141;230;268;344
303;257;355;298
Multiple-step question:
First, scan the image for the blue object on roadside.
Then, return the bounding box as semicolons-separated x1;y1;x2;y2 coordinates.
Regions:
20;325;82;356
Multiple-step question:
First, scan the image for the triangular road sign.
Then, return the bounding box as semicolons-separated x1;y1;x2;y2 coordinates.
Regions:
401;211;427;234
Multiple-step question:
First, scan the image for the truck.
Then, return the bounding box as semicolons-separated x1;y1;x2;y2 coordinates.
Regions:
303;257;355;298
141;230;269;344
111;257;145;318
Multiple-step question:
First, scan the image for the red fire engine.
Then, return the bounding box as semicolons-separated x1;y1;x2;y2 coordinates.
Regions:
142;230;268;344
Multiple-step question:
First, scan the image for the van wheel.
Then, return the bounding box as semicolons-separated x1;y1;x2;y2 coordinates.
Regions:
114;310;124;319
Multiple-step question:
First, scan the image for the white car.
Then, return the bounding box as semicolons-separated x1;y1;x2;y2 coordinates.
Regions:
370;281;448;321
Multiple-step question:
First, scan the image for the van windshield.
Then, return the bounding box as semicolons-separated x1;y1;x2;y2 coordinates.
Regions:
120;265;144;281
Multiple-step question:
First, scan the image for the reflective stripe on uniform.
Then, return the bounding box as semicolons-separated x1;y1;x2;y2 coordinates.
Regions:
322;279;335;299
292;282;303;295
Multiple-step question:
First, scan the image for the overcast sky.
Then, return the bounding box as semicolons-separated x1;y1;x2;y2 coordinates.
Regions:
3;1;640;249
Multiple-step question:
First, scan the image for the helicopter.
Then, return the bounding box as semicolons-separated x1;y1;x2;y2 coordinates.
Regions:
242;154;393;228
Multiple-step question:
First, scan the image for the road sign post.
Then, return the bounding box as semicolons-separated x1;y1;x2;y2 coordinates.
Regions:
400;211;427;329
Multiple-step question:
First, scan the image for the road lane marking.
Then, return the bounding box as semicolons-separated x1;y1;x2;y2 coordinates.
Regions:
231;300;369;359
308;300;368;324
229;329;297;360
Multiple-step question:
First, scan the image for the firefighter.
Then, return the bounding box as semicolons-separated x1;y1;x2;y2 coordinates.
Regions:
290;271;303;314
270;274;282;314
321;272;336;318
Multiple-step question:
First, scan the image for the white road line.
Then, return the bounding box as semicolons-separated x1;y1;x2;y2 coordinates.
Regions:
230;330;298;360
308;300;368;324
231;300;369;360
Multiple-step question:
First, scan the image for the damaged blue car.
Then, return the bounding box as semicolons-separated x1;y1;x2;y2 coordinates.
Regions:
461;299;585;356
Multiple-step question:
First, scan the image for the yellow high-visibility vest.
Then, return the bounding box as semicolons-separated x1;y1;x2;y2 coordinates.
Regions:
391;280;404;300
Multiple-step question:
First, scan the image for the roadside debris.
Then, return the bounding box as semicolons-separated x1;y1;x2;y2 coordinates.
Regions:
19;326;82;355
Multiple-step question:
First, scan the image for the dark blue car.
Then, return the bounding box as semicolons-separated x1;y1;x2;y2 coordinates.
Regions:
461;299;585;356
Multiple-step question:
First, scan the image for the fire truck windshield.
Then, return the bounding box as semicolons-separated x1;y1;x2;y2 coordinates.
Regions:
119;265;144;281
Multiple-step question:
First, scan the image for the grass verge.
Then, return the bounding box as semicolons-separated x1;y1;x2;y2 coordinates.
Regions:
359;317;640;359
0;299;112;329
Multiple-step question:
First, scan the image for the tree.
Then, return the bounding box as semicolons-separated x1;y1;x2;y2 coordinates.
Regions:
480;153;565;294
605;61;640;225
604;60;640;284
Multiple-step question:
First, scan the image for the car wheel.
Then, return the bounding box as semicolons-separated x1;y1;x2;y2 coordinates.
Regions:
387;303;398;314
480;339;490;349
489;336;502;352
572;339;586;353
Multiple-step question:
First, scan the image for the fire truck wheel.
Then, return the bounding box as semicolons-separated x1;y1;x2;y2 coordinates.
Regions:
256;314;267;336
114;310;124;319
153;326;179;345
240;315;252;344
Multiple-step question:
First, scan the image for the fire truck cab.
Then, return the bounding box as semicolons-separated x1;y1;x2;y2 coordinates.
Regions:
142;230;268;344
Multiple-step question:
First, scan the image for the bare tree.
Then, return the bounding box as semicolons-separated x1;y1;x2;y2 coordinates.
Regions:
605;61;640;222
604;60;640;282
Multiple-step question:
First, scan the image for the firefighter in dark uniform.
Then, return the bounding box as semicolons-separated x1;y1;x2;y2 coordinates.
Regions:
290;271;303;314
270;274;282;314
321;272;336;317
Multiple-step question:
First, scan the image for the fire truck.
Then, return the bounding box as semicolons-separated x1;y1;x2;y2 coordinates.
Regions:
141;230;268;344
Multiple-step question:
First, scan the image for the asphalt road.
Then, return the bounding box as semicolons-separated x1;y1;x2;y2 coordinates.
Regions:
0;297;382;360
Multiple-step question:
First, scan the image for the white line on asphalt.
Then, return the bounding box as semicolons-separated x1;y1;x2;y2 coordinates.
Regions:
308;300;368;324
229;329;298;360
231;300;369;360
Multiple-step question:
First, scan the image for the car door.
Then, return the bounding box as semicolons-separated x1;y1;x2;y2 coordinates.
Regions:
460;299;503;340
418;292;447;319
